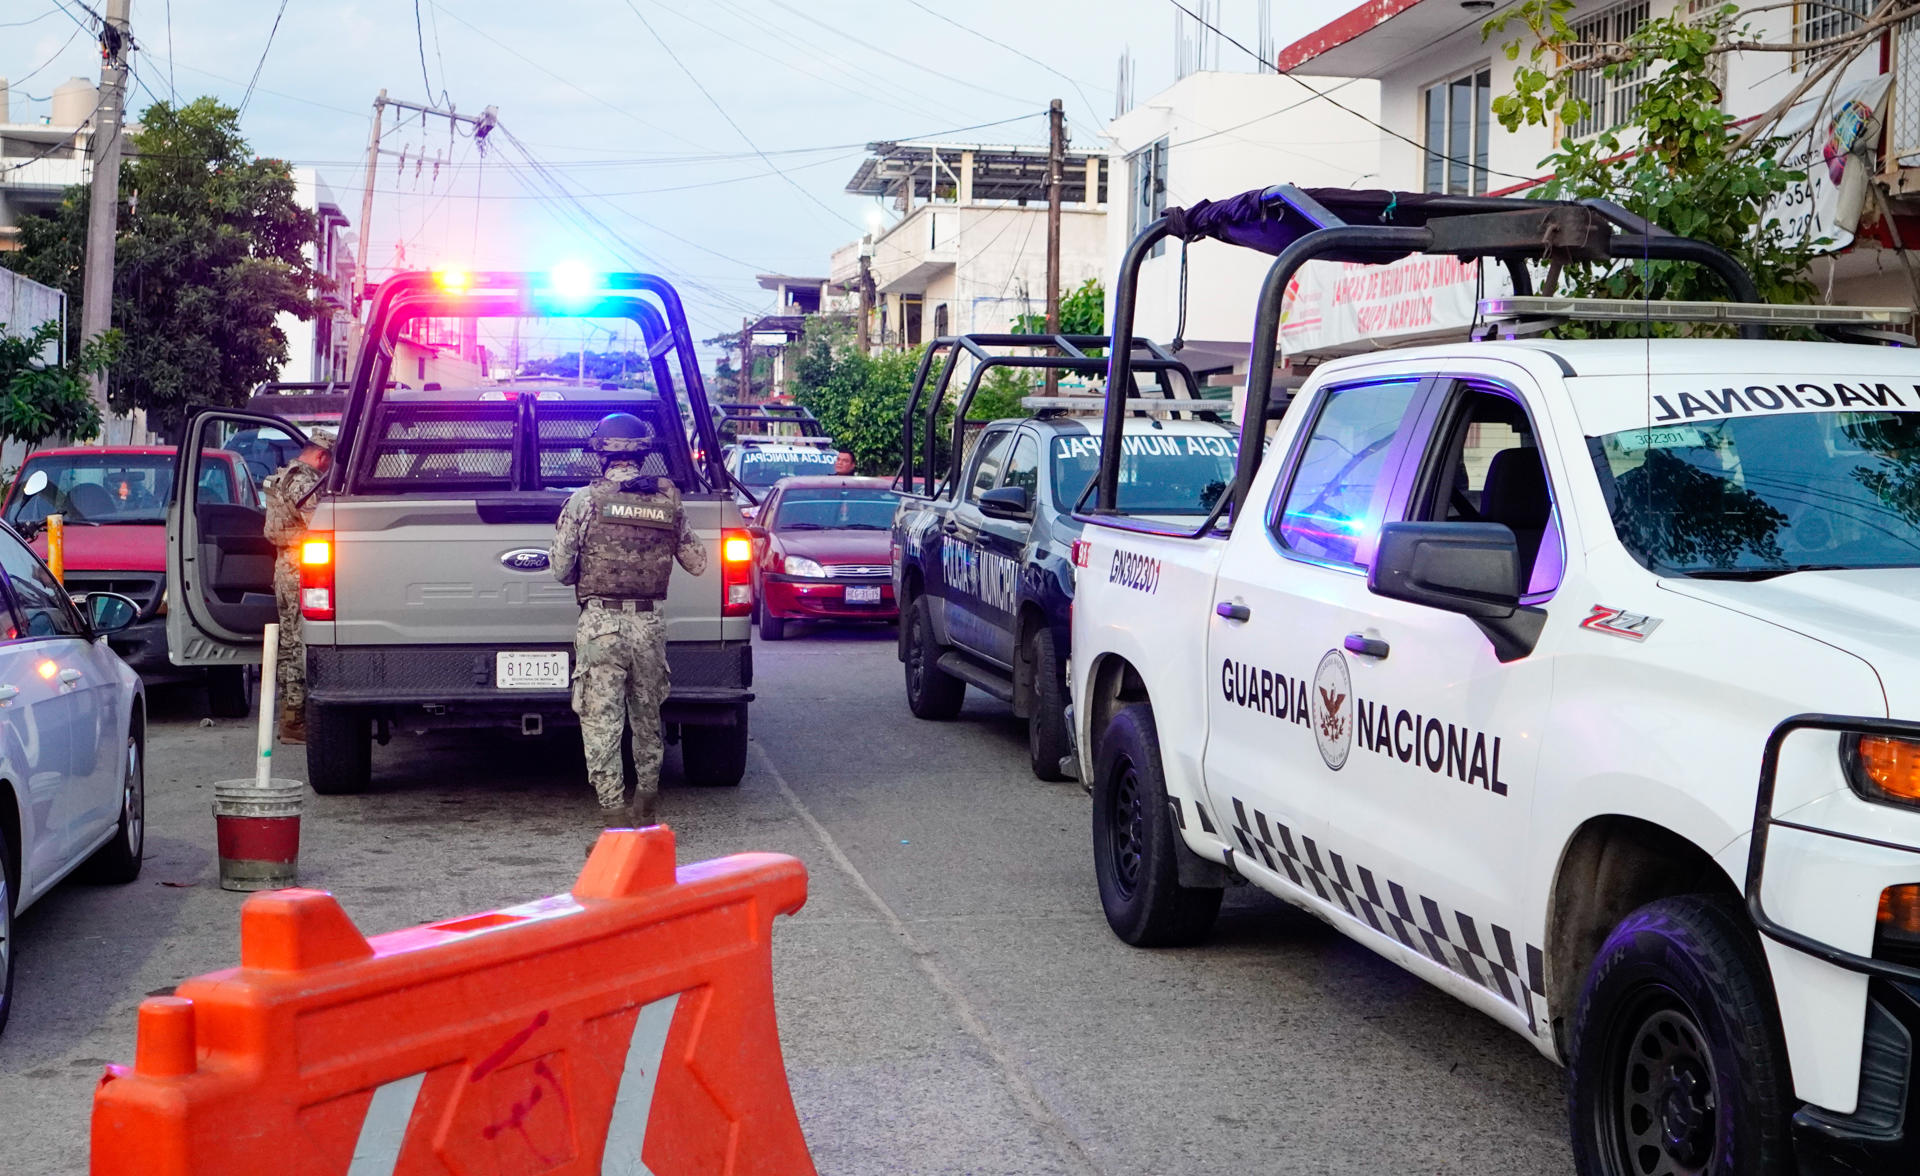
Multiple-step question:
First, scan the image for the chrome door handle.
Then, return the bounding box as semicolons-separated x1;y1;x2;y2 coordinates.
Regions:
58;668;82;684
1344;633;1390;659
1215;601;1250;622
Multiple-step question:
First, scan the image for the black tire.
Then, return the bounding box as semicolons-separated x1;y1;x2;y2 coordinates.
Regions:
1568;893;1793;1176
904;595;965;720
81;728;144;884
307;704;373;795
681;712;749;787
758;603;785;641
1091;704;1222;947
1025;629;1069;781
205;665;253;719
0;832;15;1037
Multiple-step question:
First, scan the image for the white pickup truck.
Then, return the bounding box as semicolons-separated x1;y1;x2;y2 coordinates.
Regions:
1071;186;1920;1174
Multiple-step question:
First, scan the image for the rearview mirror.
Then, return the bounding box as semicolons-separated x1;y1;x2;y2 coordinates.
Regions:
82;591;140;635
21;469;48;499
1369;522;1545;662
978;484;1031;520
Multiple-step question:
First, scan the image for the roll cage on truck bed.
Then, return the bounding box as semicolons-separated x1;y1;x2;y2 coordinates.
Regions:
166;270;762;794
1071;184;1920;1174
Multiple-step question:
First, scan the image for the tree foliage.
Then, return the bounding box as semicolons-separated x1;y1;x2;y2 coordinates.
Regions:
1011;277;1106;338
790;316;932;476
1488;2;1818;327
2;97;317;440
0;321;116;450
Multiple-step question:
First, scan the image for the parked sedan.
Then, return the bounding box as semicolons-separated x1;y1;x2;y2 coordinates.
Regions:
749;477;899;640
0;522;146;1036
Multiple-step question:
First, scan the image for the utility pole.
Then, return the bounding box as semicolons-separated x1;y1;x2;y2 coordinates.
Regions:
348;95;496;369
80;0;132;442
856;238;875;353
1043;98;1065;396
738;318;752;401
349;90;387;371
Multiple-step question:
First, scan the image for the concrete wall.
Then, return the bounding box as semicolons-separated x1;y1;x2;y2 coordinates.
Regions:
867;203;1108;343
1103;70;1382;357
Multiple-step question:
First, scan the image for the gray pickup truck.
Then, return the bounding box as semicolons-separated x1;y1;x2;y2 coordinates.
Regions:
164;270;755;795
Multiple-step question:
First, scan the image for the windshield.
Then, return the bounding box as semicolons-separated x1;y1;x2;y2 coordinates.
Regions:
1591;411;1920;577
3;453;223;526
1051;431;1238;515
773;487;898;531
737;449;837;488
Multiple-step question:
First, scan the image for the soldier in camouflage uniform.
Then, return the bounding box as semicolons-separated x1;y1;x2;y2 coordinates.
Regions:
549;413;707;824
261;429;335;743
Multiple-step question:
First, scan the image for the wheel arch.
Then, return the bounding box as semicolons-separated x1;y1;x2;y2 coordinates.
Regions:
1086;651;1152;765
1544;814;1740;1059
0;778;19;914
1011;601;1051;716
896;564;926;662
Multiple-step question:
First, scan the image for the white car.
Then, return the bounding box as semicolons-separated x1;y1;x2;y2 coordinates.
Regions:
1073;335;1920;1173
0;511;146;1036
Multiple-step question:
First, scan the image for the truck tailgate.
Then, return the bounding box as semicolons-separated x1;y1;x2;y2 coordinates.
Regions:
307;494;737;647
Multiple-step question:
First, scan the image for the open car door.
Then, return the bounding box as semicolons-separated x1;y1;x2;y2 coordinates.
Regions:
165;409;309;667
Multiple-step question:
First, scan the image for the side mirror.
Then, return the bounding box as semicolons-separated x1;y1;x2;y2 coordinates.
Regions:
1368;522;1546;662
978;484;1031;520
21;469;49;499
82;591;141;635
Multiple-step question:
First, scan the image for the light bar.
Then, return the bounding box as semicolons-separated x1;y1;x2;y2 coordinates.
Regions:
1478;296;1914;327
1020;396;1224;414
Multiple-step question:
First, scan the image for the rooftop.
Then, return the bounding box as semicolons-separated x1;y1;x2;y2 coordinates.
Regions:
1276;0;1492;77
845;140;1104;203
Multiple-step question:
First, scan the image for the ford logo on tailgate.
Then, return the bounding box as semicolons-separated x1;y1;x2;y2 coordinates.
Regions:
500;549;551;572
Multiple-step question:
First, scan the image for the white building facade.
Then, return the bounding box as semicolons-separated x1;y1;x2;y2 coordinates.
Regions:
275;169;355;385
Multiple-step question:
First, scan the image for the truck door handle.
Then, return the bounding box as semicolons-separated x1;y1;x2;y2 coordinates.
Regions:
58;668;83;684
1215;601;1250;622
1344;633;1390;659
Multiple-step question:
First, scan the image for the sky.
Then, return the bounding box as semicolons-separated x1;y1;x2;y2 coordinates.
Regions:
3;0;1339;355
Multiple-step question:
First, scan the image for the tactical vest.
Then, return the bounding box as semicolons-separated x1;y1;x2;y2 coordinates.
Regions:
574;475;681;601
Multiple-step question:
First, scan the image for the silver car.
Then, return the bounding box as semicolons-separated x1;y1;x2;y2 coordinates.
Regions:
0;505;146;1036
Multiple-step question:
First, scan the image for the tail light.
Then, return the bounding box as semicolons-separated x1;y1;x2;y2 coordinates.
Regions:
1071;539;1091;569
300;532;334;621
721;528;753;617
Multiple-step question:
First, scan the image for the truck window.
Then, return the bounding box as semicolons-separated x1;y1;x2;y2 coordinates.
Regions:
1274;379;1421;565
1003;434;1040;499
1049;430;1237;515
1412;384;1562;594
966;431;1013;502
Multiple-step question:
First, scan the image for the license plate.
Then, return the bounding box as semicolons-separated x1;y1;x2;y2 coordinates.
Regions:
496;651;569;689
845;586;883;604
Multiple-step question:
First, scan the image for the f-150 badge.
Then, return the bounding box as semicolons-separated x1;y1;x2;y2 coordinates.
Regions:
1580;605;1663;642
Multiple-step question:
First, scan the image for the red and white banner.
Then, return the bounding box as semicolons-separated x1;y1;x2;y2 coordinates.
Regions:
1279;253;1516;357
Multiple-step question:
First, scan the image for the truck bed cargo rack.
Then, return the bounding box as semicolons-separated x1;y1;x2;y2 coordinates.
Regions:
1021;396;1225;422
899;332;1202;498
712;402;829;440
1093;184;1834;534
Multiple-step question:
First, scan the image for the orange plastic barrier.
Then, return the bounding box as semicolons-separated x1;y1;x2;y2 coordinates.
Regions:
91;827;815;1176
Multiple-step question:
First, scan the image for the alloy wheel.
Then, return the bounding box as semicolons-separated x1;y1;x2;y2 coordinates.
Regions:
123;735;144;858
1107;757;1144;900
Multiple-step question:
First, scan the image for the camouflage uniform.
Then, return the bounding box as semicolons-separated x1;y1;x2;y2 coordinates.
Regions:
261;433;333;726
550;451;706;817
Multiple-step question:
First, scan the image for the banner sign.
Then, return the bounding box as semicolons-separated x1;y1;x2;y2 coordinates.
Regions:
1763;72;1891;255
1279;254;1516;357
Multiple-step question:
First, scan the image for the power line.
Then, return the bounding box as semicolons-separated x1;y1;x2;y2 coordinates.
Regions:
412;1;436;103
9;21;86;92
0;8;61;29
763;0;1040;109
1162;0;1539;185
237;0;293;119
899;0;1110;134
620;0;862;233
164;0;175;102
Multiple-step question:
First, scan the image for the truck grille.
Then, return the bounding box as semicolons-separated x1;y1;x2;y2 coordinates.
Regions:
826;565;890;579
64;573;163;616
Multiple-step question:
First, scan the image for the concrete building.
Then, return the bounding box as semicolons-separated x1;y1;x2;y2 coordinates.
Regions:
829;140;1110;347
1103;69;1382;381
274;169;355;384
0;77;98;252
0;268;70;465
1276;0;1920;334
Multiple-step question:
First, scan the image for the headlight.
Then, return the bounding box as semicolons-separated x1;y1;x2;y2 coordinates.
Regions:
1842;733;1920;809
782;555;826;578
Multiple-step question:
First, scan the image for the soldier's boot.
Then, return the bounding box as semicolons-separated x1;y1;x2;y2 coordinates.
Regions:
626;788;660;828
277;700;306;744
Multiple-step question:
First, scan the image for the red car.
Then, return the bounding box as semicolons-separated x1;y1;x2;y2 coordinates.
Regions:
748;476;899;640
1;446;259;715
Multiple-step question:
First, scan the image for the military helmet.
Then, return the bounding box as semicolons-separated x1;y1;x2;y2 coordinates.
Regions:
587;412;654;455
307;428;337;453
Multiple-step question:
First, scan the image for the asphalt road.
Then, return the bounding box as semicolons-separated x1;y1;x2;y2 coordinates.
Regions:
0;626;1573;1174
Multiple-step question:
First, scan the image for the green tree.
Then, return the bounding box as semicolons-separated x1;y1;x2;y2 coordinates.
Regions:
1011;277;1106;338
0;321;116;450
1487;2;1821;326
790;315;936;476
2;97;317;440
